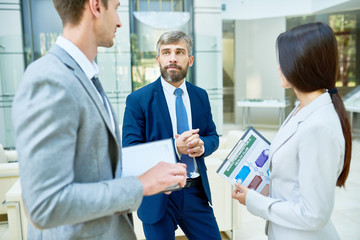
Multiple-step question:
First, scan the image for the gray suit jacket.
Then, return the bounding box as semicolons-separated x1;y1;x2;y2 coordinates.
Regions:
246;93;344;240
12;45;143;239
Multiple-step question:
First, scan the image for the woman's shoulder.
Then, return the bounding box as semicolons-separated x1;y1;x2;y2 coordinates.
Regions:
299;104;343;141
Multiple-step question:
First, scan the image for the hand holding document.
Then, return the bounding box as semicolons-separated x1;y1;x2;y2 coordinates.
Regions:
232;182;249;205
137;161;187;196
217;127;271;196
120;139;186;195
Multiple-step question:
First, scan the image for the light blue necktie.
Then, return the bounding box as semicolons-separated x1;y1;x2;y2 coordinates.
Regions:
174;88;195;174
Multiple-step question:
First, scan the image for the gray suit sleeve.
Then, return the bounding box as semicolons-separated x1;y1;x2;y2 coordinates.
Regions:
12;68;143;229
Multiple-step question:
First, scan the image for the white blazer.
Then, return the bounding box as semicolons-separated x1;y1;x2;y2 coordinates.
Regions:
246;93;345;240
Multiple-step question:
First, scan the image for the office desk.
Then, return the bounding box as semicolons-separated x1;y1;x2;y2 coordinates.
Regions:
345;104;360;134
344;92;360;136
237;99;290;129
346;106;360;129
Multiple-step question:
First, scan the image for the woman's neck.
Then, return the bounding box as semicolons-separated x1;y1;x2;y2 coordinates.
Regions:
295;89;325;113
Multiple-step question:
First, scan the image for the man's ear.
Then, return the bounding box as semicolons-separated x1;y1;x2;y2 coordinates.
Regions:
156;56;160;66
188;56;194;67
89;0;102;17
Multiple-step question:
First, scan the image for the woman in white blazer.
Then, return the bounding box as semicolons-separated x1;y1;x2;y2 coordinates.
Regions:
232;22;352;240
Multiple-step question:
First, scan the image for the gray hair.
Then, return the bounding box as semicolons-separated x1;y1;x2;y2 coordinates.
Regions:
156;31;193;56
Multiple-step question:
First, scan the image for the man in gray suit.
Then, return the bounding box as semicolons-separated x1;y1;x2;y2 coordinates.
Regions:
11;0;187;239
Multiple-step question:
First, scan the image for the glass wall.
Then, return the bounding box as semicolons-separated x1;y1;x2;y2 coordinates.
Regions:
330;13;358;88
0;0;132;147
22;0;62;66
0;1;25;148
129;0;194;91
0;0;223;147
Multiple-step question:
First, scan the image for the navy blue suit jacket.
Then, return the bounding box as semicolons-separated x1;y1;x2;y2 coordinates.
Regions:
122;77;219;224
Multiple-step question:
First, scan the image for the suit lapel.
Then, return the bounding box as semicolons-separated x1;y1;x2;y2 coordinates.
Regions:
269;114;299;159
49;45;118;143
270;93;332;160
154;78;173;136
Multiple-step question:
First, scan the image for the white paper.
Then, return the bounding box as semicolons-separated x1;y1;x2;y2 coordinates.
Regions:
121;138;177;177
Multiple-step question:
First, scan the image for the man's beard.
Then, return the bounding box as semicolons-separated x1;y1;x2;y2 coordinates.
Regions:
160;64;189;83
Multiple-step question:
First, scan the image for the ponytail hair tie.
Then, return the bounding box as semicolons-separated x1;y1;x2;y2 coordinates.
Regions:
328;88;338;94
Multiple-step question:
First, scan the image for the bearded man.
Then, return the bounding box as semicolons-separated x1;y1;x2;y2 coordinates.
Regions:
122;30;222;240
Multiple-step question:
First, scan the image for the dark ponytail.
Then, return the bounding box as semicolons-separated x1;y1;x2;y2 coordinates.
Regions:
330;92;352;187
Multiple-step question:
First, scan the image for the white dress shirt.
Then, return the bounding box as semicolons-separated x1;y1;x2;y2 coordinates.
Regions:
55;36;115;132
161;77;199;177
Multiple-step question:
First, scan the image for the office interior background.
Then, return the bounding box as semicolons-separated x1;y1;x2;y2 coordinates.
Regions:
1;0;360;239
1;0;360;148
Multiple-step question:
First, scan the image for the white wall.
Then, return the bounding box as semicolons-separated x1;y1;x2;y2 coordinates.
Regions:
234;17;286;127
194;0;224;134
222;0;310;20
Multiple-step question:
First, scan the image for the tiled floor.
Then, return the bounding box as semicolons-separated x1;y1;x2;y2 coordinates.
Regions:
1;126;359;240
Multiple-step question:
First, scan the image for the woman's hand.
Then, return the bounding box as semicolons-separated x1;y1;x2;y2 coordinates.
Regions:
232;183;249;205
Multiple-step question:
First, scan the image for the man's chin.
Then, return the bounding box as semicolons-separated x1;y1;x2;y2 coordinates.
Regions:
165;77;179;83
107;41;115;48
163;75;182;83
100;40;115;48
161;66;188;83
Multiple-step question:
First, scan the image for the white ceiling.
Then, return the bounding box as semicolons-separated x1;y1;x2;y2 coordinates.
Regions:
221;0;360;20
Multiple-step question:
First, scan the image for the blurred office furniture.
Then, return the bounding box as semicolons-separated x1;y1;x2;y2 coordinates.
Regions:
0;144;18;216
237;99;290;129
343;86;360;136
1;144;22;239
5;180;26;240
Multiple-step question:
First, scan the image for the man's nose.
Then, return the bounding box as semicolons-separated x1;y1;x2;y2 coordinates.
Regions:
169;53;177;62
116;14;122;28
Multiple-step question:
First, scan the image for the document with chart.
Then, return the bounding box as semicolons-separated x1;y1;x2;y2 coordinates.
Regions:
217;127;271;196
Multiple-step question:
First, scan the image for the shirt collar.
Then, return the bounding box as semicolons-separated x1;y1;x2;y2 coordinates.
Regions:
161;77;187;96
55;36;99;79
